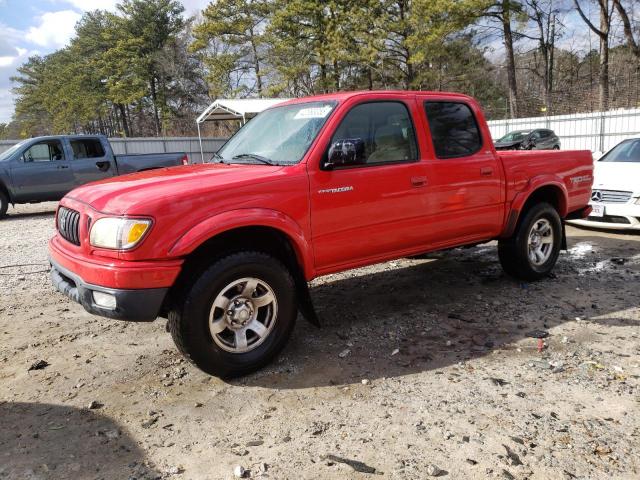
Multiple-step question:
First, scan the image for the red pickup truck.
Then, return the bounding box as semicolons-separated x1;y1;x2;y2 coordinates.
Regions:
49;91;593;377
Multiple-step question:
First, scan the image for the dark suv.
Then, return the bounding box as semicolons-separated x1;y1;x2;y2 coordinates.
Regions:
494;129;561;151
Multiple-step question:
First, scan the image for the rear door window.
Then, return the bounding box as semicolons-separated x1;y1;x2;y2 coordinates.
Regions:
424;102;482;158
70;139;106;159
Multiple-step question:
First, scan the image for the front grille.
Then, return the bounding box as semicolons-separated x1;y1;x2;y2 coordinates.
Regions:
57;207;81;246
591;189;633;204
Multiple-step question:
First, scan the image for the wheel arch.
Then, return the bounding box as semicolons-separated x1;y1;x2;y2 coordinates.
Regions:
168;208;313;278
0;180;12;204
162;209;318;324
502;180;568;238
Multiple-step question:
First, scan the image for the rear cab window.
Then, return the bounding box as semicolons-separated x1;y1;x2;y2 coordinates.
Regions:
70;138;106;159
424;102;482;159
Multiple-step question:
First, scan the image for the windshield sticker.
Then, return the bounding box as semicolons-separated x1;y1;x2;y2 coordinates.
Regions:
294;106;333;119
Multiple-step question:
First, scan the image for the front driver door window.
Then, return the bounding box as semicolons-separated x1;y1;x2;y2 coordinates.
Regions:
330;102;419;165
23;141;64;162
309;99;431;271
11;140;74;202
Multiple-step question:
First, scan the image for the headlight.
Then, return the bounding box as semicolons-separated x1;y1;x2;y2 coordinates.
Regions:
89;217;152;250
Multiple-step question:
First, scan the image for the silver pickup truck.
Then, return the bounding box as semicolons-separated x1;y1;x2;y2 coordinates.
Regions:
0;135;189;218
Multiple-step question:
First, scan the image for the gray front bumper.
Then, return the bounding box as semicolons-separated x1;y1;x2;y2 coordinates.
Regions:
50;259;168;322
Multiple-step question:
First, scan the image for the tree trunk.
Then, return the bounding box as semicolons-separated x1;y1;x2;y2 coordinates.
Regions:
547;18;555;114
118;104;130;137
320;62;328;93
502;3;519;118
598;7;609;111
125;104;134;137
249;29;263;96
599;33;609;111
573;0;610;111
613;0;639;59
150;77;161;136
406;58;414;89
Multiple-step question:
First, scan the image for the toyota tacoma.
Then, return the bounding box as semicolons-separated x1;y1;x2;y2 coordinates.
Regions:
49;91;594;378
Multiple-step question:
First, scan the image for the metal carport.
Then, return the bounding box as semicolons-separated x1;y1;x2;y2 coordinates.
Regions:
196;98;290;162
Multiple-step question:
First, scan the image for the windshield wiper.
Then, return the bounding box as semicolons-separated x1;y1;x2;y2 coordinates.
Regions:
211;152;226;163
231;153;276;165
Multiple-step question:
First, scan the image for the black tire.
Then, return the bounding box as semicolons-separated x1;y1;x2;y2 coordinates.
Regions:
553;145;560;150
498;202;562;281
168;251;297;378
0;191;8;219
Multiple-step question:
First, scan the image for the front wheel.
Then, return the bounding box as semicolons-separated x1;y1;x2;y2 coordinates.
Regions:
168;251;297;378
498;202;562;281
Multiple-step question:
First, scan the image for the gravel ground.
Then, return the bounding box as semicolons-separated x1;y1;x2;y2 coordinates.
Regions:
1;202;639;480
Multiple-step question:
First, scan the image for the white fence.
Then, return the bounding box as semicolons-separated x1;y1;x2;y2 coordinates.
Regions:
487;107;640;154
3;108;640;159
0;137;227;163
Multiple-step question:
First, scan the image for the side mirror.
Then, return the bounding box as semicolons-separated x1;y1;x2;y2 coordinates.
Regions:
324;138;366;170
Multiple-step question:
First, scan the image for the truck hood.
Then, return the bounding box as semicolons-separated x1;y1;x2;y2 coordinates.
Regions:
67;163;285;213
593;162;640;194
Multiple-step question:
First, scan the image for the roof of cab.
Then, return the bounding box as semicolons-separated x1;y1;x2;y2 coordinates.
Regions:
16;134;107;143
276;90;476;107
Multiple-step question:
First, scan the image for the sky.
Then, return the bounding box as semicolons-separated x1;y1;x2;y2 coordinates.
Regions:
0;0;210;123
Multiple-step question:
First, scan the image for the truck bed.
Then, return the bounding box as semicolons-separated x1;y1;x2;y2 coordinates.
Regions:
498;149;593;216
115;152;189;175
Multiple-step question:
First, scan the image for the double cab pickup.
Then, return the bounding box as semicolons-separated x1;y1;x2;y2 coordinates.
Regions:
49;91;593;377
0;134;189;218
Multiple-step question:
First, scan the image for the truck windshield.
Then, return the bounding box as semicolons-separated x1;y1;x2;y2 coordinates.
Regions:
0;140;27;161
214;101;336;165
599;139;640;163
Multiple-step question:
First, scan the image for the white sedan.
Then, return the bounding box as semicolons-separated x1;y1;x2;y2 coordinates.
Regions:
568;138;640;231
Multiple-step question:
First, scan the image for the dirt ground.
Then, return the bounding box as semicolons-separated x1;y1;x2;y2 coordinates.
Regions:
0;202;638;480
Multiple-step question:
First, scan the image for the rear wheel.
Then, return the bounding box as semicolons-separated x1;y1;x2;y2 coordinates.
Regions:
0;191;8;219
498;202;562;281
553;145;560;150
168;251;297;378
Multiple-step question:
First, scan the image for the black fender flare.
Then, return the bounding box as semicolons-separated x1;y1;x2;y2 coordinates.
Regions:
0;180;13;204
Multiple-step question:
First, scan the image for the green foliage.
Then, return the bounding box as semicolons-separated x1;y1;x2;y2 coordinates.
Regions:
192;0;271;98
9;0;638;137
11;0;201;137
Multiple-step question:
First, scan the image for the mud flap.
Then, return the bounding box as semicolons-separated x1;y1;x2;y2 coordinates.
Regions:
561;222;567;251
295;276;321;327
